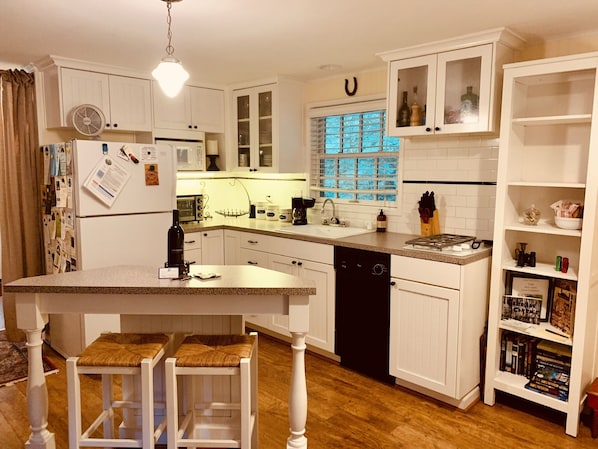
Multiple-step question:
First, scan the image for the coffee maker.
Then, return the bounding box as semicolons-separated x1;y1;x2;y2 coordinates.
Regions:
291;197;315;225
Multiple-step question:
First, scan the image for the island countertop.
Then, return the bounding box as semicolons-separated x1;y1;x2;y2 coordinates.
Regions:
4;264;316;297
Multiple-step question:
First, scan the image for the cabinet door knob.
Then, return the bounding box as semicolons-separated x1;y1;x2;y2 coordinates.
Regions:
188;125;193;129
425;127;432;132
194;125;198;129
435;127;440;131
390;281;396;286
292;260;297;265
297;261;303;266
203;233;208;237
113;123;118;128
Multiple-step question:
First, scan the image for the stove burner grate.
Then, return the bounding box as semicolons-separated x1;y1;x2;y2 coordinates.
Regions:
405;234;476;250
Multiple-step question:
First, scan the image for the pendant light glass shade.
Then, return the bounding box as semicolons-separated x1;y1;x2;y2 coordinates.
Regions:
153;0;188;98
152;56;189;98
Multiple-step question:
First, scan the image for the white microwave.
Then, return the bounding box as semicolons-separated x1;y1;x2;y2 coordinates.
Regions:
157;139;205;171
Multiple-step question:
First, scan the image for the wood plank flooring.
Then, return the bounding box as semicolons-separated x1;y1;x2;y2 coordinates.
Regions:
1;333;597;448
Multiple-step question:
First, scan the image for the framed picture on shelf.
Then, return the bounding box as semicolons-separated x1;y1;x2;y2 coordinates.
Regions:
502;294;542;324
506;272;552;321
550;279;576;337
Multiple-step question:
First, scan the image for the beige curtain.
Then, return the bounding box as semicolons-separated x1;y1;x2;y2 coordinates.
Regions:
0;69;43;342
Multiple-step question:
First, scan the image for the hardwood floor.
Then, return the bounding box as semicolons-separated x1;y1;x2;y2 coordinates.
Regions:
1;333;597;448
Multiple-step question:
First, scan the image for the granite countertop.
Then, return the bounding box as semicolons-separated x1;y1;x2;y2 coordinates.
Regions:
4;264;316;296
183;217;492;265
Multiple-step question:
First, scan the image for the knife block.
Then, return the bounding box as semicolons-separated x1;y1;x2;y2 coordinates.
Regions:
420;210;440;236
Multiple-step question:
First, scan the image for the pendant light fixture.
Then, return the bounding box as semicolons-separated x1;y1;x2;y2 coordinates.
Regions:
152;0;189;98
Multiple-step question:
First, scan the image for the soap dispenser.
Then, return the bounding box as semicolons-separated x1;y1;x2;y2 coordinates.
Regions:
376;209;387;232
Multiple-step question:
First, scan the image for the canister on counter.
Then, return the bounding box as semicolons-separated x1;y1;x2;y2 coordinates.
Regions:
266;204;278;221
255;202;266;220
279;208;292;223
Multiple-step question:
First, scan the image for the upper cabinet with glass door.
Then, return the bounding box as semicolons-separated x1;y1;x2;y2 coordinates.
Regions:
379;28;525;137
232;77;304;173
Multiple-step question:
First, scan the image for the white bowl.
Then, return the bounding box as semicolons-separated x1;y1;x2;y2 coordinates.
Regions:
555;216;582;230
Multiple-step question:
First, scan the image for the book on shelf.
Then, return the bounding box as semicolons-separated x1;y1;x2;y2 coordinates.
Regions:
499;331;537;378
502;295;542;325
524;340;571;401
549;279;576;337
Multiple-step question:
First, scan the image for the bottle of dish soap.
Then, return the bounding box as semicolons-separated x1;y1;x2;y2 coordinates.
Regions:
376;209;387;232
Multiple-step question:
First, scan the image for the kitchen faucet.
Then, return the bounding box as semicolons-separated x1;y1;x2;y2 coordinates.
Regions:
321;198;340;225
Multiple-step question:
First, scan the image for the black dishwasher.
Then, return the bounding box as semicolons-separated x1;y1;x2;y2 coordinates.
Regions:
334;246;394;384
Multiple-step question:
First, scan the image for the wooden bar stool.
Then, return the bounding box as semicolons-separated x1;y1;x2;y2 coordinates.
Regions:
67;332;171;448
165;333;258;448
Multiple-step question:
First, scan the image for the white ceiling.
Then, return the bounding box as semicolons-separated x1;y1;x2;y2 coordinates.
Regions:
3;0;598;86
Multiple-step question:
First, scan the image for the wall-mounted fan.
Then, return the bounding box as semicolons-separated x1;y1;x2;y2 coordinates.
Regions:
70;104;106;138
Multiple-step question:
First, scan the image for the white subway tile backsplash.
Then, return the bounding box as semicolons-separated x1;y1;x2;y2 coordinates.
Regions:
176;134;499;242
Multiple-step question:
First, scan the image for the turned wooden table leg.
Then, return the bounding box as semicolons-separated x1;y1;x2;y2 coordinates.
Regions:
287;331;308;449
24;328;55;449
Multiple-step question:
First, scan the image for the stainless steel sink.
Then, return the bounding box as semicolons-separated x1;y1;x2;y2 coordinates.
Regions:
275;224;373;239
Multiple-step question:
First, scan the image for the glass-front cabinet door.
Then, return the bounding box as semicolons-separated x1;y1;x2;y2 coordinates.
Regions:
234;85;275;171
388;55;436;137
435;44;493;134
258;90;273;168
236;94;251;168
387;44;493;136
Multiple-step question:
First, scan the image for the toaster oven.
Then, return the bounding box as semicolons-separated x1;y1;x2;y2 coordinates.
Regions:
176;195;205;223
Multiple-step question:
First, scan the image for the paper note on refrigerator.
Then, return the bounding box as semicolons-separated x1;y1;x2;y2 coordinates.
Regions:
83;157;131;207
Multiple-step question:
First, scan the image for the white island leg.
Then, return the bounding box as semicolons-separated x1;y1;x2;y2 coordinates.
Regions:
287;331;308;449
24;328;55;449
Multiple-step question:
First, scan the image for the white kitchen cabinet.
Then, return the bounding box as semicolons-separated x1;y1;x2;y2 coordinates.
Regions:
231;77;304;173
43;66;152;132
390;255;490;409
184;230;224;265
269;254;335;352
236;231;335;353
378;28;524;137
224;229;242;264
484;53;598;436
153;84;225;136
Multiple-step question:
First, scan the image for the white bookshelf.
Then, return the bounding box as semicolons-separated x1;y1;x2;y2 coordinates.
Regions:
484;52;598;437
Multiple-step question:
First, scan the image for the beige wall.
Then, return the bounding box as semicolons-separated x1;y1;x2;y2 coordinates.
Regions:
520;31;598;61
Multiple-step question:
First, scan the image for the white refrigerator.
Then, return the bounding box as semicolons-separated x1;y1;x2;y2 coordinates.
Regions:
42;140;176;357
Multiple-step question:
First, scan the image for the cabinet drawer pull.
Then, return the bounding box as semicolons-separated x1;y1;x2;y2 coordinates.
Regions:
184;240;197;244
247;240;258;244
247;260;259;265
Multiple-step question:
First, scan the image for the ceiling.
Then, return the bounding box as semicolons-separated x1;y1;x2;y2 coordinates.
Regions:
3;0;598;86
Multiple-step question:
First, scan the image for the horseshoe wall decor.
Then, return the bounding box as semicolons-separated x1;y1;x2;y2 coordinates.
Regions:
344;77;358;96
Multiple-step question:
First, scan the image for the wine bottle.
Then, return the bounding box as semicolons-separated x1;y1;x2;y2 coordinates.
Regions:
460;85;479;123
397;91;411;127
410;86;423;126
167;209;185;271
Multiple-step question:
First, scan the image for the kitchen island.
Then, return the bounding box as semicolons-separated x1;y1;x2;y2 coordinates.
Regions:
5;264;315;449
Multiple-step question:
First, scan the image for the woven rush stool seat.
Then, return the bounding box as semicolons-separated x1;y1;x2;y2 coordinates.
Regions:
67;332;171;449
165;333;258;448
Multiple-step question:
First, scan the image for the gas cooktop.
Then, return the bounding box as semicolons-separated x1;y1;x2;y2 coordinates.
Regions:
405;234;477;250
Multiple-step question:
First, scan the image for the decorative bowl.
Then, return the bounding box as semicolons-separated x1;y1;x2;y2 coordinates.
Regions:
554;216;582;230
